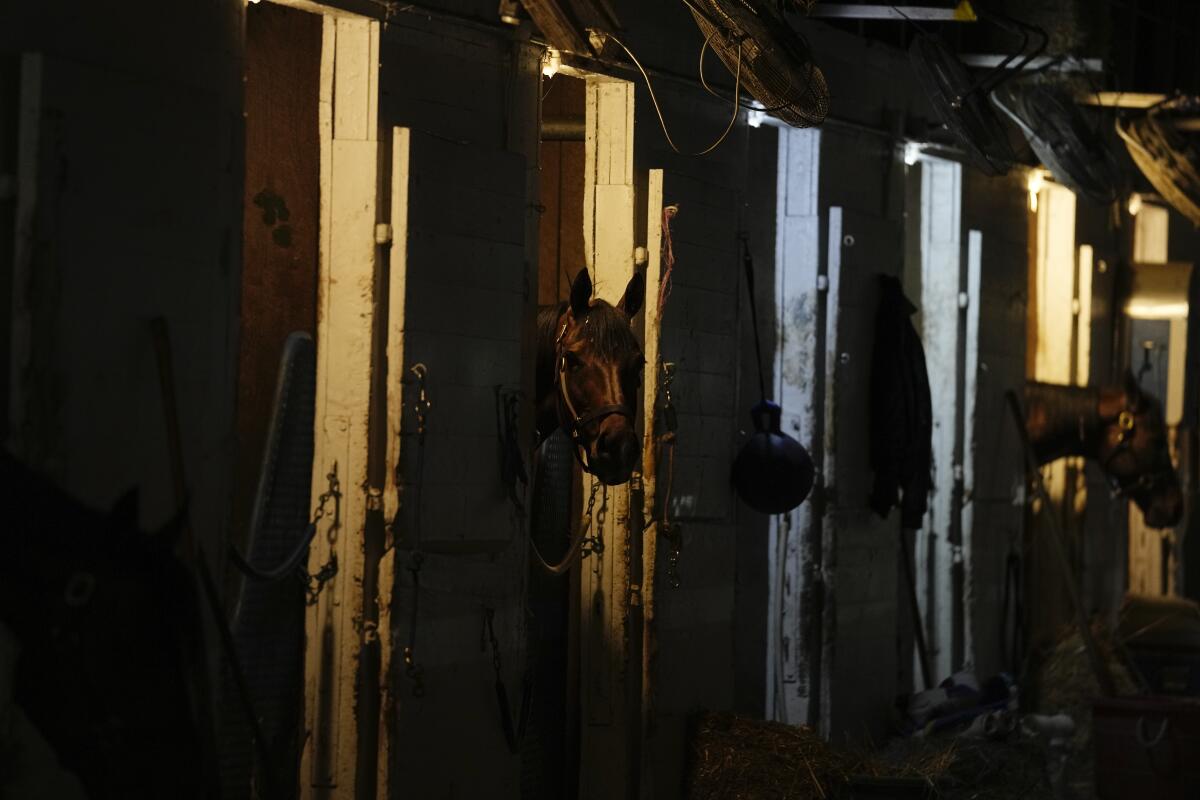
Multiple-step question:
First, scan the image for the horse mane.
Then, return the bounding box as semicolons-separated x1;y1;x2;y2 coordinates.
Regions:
537;299;639;361
579;300;639;360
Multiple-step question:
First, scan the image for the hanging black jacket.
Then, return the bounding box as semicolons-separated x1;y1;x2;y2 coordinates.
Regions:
868;274;933;530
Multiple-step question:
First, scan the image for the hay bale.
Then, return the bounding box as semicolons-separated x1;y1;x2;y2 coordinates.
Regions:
877;736;1053;800
686;712;1057;800
1033;621;1139;800
684;712;852;799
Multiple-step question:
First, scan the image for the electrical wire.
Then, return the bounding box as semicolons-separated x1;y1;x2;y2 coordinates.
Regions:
605;30;744;156
697;29;793;113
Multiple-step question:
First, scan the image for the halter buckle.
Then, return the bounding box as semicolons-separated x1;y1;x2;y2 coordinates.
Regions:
1118;410;1135;432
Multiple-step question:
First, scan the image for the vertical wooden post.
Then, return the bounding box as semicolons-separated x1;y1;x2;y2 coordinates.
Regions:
579;74;635;800
301;14;380;800
638;169;663;797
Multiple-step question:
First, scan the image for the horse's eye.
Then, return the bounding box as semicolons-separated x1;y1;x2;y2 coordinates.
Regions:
564;351;583;371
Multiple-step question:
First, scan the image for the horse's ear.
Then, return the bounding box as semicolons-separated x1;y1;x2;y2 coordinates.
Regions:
1124;369;1143;408
619;270;645;319
570;268;592;317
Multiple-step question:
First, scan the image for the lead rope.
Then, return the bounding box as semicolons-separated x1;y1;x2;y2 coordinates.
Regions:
402;364;431;698
657;205;683;589
657;362;682;588
529;479;601;576
485;607;533;754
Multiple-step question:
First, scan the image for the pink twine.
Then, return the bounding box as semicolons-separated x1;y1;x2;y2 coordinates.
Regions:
658;204;679;317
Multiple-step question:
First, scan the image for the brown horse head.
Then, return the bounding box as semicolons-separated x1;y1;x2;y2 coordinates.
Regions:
537;268;645;485
1025;374;1183;528
1095;372;1183;528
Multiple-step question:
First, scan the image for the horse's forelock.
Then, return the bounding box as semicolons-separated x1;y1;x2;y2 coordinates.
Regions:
580;300;639;360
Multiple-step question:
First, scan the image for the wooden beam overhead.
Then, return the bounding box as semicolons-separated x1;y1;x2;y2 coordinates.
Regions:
1077;92;1169;109
523;0;589;54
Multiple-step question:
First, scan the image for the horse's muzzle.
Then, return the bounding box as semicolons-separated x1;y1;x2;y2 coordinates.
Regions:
1142;494;1180;532
1141;485;1184;528
590;426;639;485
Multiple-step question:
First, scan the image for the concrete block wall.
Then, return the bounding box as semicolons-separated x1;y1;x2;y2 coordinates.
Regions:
633;84;751;798
376;11;540;798
961;170;1029;678
818;127;908;745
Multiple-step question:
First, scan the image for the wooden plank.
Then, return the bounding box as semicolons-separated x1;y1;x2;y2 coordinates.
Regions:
522;0;589;53
379;128;410;791
962;229;981;668
580;74;635;800
302;17;381;800
916;158;963;683
639;168;663;797
233;1;323;557
1077;91;1167;108
332;17;373;141
383;127;411;533
820;206;842;737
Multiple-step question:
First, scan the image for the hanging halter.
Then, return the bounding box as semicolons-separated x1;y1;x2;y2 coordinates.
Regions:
553;315;636;474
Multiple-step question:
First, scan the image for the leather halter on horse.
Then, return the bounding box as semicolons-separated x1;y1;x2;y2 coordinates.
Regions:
1098;401;1176;498
554;316;636;474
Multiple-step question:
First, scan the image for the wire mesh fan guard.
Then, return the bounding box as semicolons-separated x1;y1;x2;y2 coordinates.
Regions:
1117;97;1200;227
909;32;1016;176
688;0;829;128
992;80;1120;204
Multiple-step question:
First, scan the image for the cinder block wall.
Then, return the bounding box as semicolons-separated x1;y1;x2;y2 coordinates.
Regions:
376;9;540;798
961;170;1030;679
818;124;907;746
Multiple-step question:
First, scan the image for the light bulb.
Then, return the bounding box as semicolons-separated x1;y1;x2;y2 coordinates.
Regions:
747;102;766;128
903;142;922;166
542;48;561;78
1027;170;1044;213
1128;193;1143;216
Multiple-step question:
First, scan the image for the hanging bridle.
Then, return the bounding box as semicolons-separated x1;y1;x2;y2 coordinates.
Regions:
1097;401;1176;498
554;315;636;474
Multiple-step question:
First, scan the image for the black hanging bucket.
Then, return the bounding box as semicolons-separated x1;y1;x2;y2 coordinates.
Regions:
731;236;814;514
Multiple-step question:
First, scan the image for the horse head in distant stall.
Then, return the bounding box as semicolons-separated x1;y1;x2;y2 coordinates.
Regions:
536;267;646;486
0;450;210;798
1024;373;1184;528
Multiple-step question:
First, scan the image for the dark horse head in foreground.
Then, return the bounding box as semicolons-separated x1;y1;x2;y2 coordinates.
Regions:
1025;373;1183;528
537;268;645;486
0;450;210;798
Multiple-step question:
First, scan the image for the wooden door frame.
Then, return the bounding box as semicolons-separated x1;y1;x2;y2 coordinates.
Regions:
283;4;382;798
